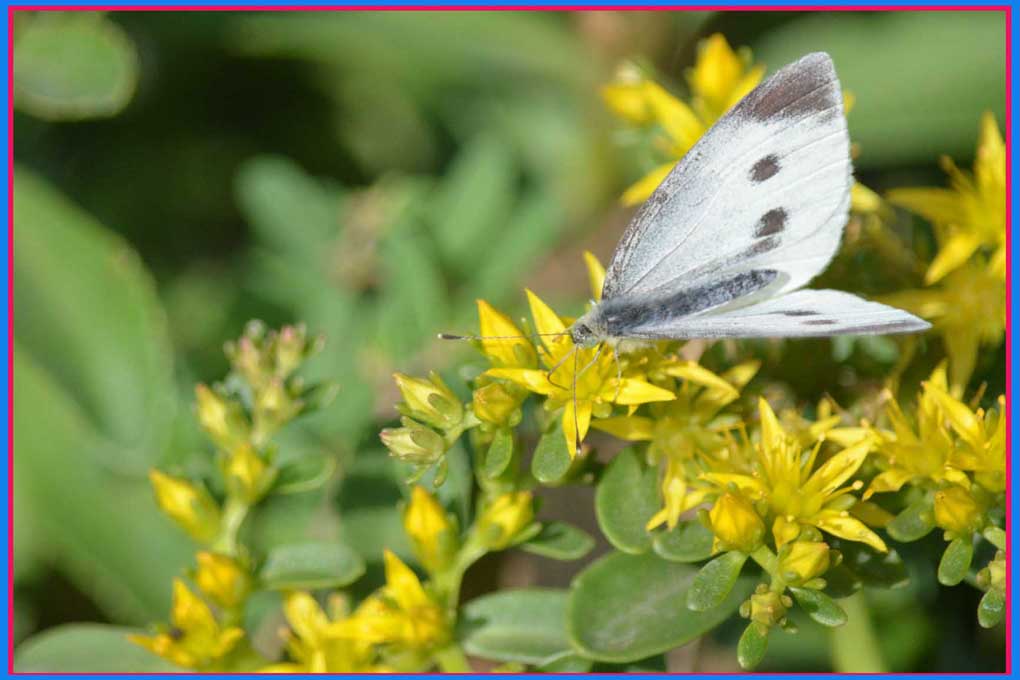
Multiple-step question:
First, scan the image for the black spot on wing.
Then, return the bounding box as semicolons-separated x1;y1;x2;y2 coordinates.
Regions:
743;235;780;258
750;154;780;182
804;319;836;326
782;310;818;317
831;320;930;335
598;269;778;337
733;53;839;123
754;208;787;238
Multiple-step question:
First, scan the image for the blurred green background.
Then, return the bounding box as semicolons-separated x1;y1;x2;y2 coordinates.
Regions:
13;10;1006;672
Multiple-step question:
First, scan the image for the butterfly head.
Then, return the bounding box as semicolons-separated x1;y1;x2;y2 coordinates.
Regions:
568;309;606;348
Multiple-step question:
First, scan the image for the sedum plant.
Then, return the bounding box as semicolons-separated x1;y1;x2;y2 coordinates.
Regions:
125;31;1007;675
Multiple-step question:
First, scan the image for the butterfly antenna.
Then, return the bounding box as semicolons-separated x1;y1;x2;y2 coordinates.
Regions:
543;346;575;391
437;331;570;342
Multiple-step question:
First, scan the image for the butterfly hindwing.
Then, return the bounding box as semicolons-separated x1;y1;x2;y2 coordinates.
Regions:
602;52;851;304
618;289;930;339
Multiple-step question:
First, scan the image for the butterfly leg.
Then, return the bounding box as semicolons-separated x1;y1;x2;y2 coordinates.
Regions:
543;346;575;391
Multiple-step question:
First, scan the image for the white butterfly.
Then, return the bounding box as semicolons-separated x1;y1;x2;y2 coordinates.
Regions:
568;52;930;348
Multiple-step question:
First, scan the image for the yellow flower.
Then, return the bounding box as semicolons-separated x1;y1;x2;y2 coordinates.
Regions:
472;380;525;427
594;358;757;530
707;491;765;554
703;398;886;553
924;385;1005;493
129;579;244;669
583;250;606;301
222;443;272;504
195;384;249;452
887;112;1005;284
332;551;449;653
195;552;250;610
778;541;831;584
263;591;382;673
602;34;763;206
882;257;1004;392
394;372;463;431
474;491;536;550
933;485;985;537
404;486;458;574
685;33;765;123
486;290;673;453
862;365;969;499
149;470;222;544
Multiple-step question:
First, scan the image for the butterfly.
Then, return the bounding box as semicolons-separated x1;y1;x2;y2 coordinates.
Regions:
567;52;930;349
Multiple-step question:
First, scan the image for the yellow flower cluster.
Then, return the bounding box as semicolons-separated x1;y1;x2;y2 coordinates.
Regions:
883;113;1006;392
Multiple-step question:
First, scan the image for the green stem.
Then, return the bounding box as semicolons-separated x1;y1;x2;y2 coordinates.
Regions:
213;496;250;555
830;592;887;672
433;643;472;672
749;545;778;574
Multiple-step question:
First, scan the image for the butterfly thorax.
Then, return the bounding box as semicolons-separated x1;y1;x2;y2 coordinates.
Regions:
569;307;609;348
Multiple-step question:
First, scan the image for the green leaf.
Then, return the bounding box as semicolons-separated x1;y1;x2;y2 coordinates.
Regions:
376;226;448;358
687;551;748;612
531;420;572;485
521;521;594;561
272;454;337;495
594;447;659;554
430;134;516;274
483;428;514;480
737;622;769;671
978;589;1005;628
653;520;715;563
822;565;862;600
537;652;593;673
15;343;189;623
937;537;974;586
259;541;365;590
983;526;1007;551
459;589;571;664
14;14;138;121
886;498;936;542
14;167;176;474
568;551;752;662
14;624;180;672
789;587;848;627
337;453;413;563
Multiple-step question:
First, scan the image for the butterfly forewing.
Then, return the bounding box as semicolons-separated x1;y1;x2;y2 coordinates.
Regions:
602;52;851;304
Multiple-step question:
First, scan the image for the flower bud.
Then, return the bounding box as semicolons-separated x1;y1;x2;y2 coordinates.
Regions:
394;372;463;430
472;381;523;426
978;551;1006;591
403;486;458;574
380;418;446;465
779;541;831;584
195;552;250;609
195;384;249;452
709;492;765;553
274;324;312;379
475;491;535;550
934;485;984;536
149;470;221;544
222;443;272;504
748;585;789;627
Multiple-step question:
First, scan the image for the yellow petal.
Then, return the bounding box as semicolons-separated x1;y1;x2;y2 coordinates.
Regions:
771;515;801;548
863;467;915;500
925;232;982;284
700;472;766;498
850;181;883;214
886;187;965;225
621;163;675;206
813;510;888;553
802;441;870;500
943;328;980;397
525;289;568;354
757;397;784;452
644;82;705;154
477;299;537;368
583;251;606;301
663;361;738;400
382;550;430;611
601;81;652;124
562;399;593;454
590;415;655;441
484;368;556;397
924;382;984;450
283;591;329;644
600;377;675;405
